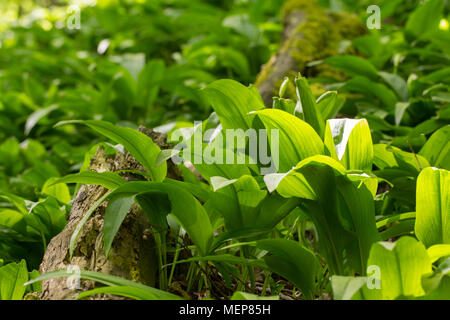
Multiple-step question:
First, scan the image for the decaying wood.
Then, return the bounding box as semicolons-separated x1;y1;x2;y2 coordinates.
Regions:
37;128;181;300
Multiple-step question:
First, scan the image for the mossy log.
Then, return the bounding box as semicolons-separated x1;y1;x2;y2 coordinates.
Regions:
37;128;181;300
255;0;365;106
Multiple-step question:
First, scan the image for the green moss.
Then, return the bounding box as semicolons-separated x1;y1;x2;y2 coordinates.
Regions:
268;0;365;97
282;0;318;21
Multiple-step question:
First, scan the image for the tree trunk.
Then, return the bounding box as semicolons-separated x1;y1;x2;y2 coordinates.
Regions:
38;128;180;300
256;0;365;106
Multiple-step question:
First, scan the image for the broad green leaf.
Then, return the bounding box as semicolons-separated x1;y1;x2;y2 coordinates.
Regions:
55;120;167;182
342;76;398;109
415;167;450;247
363;237;432;299
24;104;58;136
50;171;125;190
316;91;344;120
137;59;165;108
379;72;409;102
203;80;264;131
331;276;367;300
324;118;373;171
347;173;378;197
295;76;325;138
326;55;379;80
42;178;71;204
209;175;299;232
264;156;379;275
155;149;181;166
257;239;319;299
0;260;28;300
395;102;410;126
103;195;135;258
24;197;67;239
252;109;324;172
420;258;450;300
419;125;450;170
272;97;296;114
374;144;430;176
108;182;214;255
427;245;450;263
405;0;444;39
264;155;346;198
0;193;28;215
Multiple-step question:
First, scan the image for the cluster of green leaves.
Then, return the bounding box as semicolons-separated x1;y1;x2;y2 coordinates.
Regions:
316;0;449;156
0;0;285;275
27;72;450;300
1;0;449;301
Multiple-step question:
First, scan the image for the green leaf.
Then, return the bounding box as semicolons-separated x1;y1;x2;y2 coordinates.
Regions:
203;80;265;130
378;72;409;102
42;178;71;204
342;76;398;109
326;55;379;81
55;120;167;182
419;125;450;170
373;144;430;176
0;260;28;300
264;156;379;275
137;59;165;108
415;167;450;247
316;91;344;120
324;118;373;171
69;192;112;259
0;193;28;215
50;171;125;190
257;239;319;299
376;212;416;240
25;270;182;300
331;276;367;300
103;195;135;258
77;285;174;300
363;237;432;299
252;109;324;172
427;245;450;263
209;175;299;232
395;102;410;126
405;0;444;39
295;76;325;138
108;182;214;255
24;104;58;136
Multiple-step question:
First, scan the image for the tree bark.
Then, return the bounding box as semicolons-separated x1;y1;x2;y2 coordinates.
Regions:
38;128;180;300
